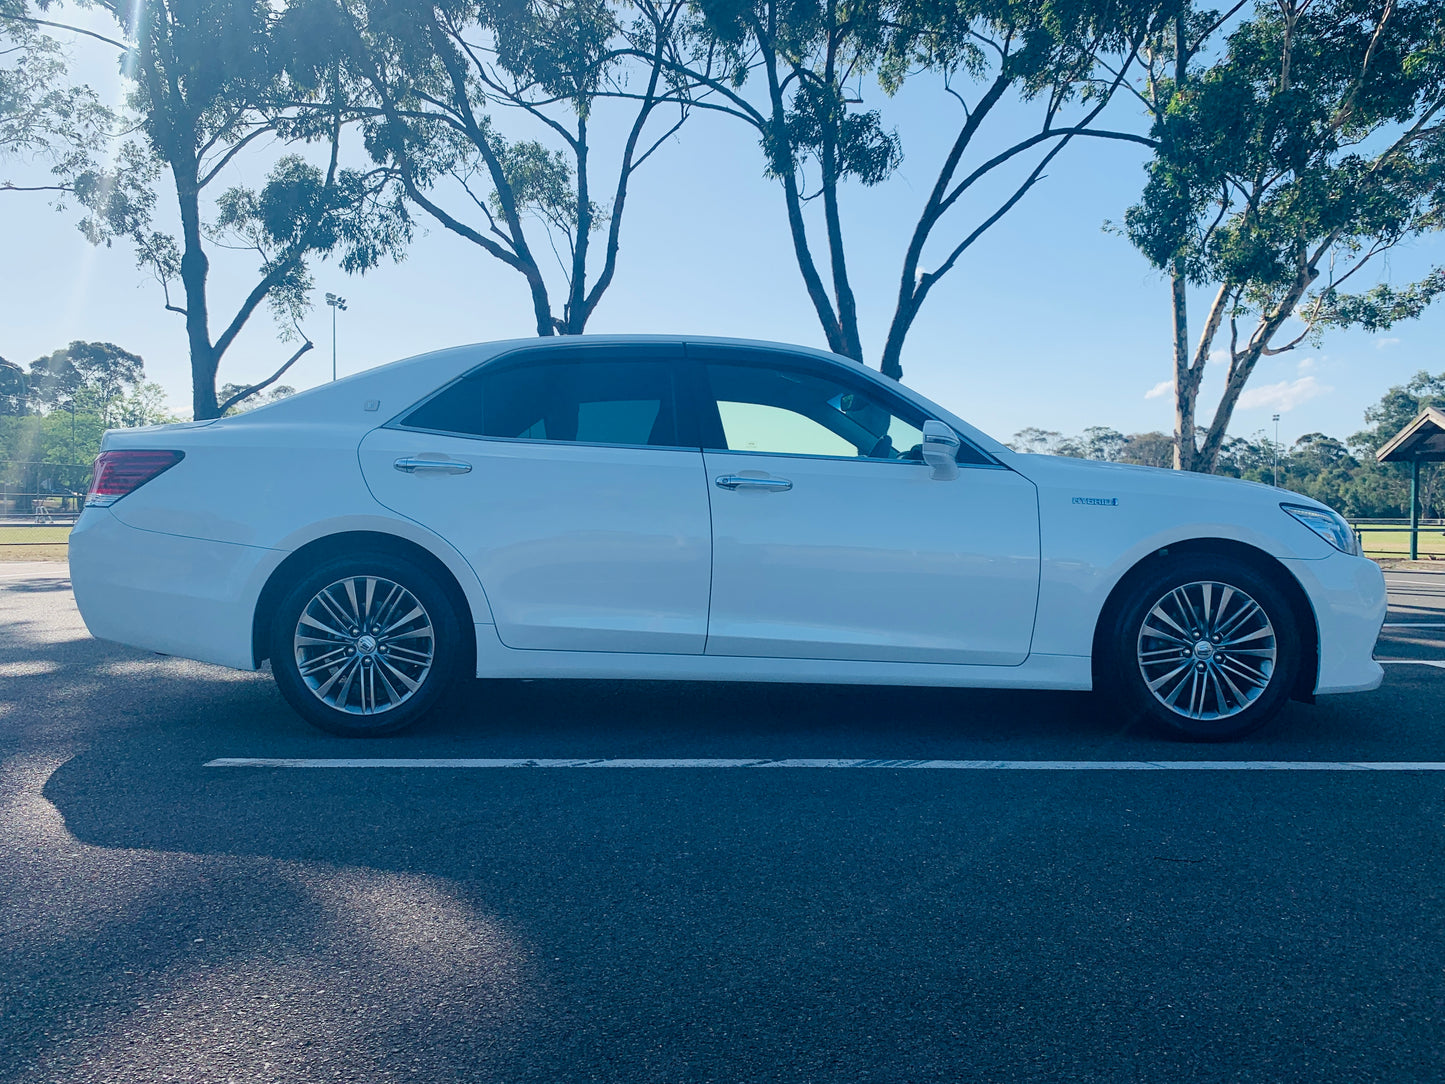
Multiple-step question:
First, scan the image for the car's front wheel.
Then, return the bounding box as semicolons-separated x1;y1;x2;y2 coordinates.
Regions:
269;552;463;736
1104;555;1302;741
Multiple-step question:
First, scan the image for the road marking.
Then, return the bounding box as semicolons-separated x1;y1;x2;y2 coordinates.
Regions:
1378;659;1445;668
205;758;1445;771
1381;622;1445;629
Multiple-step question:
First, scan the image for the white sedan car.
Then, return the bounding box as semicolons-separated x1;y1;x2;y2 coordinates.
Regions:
69;336;1386;740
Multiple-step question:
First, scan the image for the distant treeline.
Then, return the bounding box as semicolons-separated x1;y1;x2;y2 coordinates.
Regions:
1009;371;1445;521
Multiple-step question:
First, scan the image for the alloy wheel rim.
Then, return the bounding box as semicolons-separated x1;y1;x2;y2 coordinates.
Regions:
1137;580;1276;721
293;576;435;715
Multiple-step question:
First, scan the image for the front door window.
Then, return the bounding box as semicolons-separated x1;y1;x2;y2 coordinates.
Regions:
704;361;930;461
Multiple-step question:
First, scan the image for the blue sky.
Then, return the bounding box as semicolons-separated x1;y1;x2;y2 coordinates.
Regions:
3;13;1442;447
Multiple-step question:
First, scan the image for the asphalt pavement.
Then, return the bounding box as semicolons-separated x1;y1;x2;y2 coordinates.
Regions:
2;561;1442;1083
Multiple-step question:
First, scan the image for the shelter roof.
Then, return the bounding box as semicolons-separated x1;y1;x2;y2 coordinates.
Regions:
1377;406;1445;463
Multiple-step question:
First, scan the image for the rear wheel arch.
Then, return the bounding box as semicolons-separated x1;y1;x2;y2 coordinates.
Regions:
253;531;477;670
1091;538;1320;703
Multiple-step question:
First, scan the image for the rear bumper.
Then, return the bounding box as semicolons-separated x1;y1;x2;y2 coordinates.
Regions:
1282;552;1387;695
69;508;279;670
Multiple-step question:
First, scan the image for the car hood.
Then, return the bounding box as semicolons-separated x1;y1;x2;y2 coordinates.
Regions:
1006;453;1335;514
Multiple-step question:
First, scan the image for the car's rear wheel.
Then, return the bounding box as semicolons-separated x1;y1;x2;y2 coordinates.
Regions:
269;552;462;736
1104;555;1301;741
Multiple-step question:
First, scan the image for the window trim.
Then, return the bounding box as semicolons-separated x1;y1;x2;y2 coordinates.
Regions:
386;342;704;453
687;345;1002;468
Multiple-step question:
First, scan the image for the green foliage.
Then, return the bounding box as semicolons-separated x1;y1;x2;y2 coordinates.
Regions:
300;0;691;335
1116;430;1176;468
112;381;180;426
0;356;24;414
33;0;411;419
0;2;110;191
27;340;144;414
1351;369;1445;454
0;386;176;463
681;0;1173;371
1316;268;1445;333
75;142;408;342
1007;425;1169;466
1127;0;1445;331
0;410;107;470
210;153;412;333
487;141;600;240
0;339;175;478
1056;424;1130;462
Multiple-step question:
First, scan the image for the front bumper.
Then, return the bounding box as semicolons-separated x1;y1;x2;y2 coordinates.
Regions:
1282;551;1387;695
69;507;280;670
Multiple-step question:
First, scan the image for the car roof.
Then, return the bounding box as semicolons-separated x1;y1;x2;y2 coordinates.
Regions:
200;334;1011;460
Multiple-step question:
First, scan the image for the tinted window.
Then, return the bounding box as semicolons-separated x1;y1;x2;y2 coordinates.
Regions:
705;362;929;461
404;359;679;447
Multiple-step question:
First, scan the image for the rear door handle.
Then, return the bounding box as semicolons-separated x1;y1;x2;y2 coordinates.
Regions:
715;474;792;492
393;457;472;475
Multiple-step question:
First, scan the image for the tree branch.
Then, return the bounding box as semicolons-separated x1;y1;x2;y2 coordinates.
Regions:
215;339;314;415
0;14;128;50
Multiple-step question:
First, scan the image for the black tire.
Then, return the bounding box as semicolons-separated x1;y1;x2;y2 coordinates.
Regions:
269;551;463;737
1102;554;1301;742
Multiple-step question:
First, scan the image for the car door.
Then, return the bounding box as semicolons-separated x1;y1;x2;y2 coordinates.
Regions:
359;343;713;654
694;346;1040;665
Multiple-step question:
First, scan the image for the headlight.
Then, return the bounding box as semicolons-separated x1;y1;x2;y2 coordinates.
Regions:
1282;503;1361;556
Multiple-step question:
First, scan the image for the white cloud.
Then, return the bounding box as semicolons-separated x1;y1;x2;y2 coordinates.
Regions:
1144;380;1172;400
1238;375;1333;412
1375;337;1401;350
1296;356;1317;374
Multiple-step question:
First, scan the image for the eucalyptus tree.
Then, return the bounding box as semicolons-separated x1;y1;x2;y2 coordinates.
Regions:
1125;0;1445;472
4;0;410;419
301;0;694;336
27;339;144;422
659;0;1171;377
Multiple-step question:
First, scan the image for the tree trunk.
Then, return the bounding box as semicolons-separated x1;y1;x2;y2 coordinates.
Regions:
878;74;1013;382
819;10;862;362
1171;263;1198;471
564;117;591;335
1195;266;1316;471
173;161;218;420
754;19;847;357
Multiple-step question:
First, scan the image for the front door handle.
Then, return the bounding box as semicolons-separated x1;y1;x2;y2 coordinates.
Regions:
394;457;472;475
715;474;792;492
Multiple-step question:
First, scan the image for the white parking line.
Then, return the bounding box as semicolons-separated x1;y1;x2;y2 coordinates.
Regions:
1381;622;1445;629
1378;659;1445;668
205;758;1445;771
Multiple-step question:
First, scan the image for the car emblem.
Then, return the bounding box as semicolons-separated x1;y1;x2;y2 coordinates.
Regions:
1071;496;1118;506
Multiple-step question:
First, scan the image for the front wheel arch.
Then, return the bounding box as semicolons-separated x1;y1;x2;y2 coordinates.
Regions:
1091;538;1319;703
253;531;476;673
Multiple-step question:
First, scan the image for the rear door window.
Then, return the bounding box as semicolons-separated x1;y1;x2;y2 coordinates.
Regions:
402;357;682;448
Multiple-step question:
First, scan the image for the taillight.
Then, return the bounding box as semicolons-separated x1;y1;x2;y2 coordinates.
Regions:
85;450;185;508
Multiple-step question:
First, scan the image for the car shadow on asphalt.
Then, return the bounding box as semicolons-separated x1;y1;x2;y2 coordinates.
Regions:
10;630;1445;1083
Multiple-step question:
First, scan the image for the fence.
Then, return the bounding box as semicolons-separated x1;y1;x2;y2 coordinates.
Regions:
1351;519;1445;560
0;461;92;524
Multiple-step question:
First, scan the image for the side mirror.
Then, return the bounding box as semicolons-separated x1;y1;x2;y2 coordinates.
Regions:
921;420;960;481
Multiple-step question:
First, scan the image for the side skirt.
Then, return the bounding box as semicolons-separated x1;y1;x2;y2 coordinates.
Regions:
471;624;1092;690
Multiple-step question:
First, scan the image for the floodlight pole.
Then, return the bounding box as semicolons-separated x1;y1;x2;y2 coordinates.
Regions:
325;293;348;381
1271;414;1280;487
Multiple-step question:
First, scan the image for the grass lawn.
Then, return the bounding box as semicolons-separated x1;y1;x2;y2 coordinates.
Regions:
1356;526;1445;560
0;525;72;562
